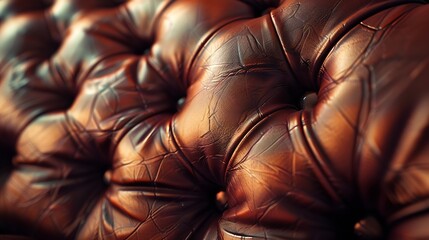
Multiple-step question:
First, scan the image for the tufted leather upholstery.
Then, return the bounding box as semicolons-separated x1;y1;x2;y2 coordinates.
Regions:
1;0;429;239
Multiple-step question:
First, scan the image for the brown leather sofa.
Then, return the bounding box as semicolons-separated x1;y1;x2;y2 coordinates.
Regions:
1;0;429;239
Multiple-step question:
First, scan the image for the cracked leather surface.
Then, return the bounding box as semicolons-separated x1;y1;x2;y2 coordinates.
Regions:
0;0;429;239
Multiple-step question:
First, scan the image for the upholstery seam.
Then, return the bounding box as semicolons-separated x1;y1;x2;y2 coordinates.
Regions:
184;15;256;87
388;198;429;224
119;5;149;47
298;111;345;205
267;0;426;206
146;56;183;99
223;104;297;186
149;0;175;41
75;51;132;90
268;0;425;89
169;117;219;187
312;0;426;84
269;12;300;87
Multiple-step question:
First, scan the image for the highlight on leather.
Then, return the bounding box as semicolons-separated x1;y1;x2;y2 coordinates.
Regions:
0;0;429;239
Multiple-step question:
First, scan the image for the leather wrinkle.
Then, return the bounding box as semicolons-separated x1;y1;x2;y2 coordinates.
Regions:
268;11;300;90
224;105;297;186
170;116;218;187
184;15;254;87
297;110;344;205
346;5;422;208
311;0;425;84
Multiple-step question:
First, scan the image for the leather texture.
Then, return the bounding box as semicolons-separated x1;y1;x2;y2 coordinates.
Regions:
1;0;429;239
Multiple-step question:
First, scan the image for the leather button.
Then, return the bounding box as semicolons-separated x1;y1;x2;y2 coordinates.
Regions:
176;97;186;111
103;170;112;184
215;191;228;211
354;216;383;240
301;92;318;110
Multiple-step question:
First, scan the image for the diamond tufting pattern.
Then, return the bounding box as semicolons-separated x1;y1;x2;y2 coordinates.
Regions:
1;0;429;239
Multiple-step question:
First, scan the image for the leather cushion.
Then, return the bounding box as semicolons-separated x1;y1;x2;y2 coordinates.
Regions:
1;0;429;239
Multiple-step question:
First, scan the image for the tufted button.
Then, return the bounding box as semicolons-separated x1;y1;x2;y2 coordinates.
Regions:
354;216;383;240
103;170;112;184
215;191;228;212
176;97;186;111
301;92;318;109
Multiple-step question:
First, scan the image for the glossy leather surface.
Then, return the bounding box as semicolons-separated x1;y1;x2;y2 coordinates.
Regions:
1;0;429;239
